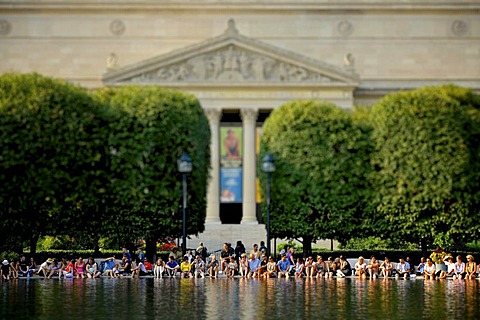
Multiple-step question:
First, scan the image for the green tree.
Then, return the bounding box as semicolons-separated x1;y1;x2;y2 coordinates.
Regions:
94;86;210;258
260;101;373;255
370;85;480;252
0;73;110;253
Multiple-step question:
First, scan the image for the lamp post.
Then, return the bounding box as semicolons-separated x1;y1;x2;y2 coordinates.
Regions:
261;154;275;257
177;152;192;256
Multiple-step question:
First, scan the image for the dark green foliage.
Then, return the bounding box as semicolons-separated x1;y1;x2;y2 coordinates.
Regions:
0;74;210;255
94;86;210;246
260;101;374;253
370;85;480;248
0;73;109;252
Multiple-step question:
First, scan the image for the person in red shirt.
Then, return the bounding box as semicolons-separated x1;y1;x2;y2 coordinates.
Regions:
143;257;153;275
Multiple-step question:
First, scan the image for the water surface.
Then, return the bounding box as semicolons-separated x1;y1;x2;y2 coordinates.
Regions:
1;278;479;319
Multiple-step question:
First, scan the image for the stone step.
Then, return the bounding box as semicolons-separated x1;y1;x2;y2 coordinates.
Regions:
188;223;338;256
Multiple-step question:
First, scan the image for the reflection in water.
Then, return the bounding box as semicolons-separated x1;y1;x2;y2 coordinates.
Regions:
1;278;479;319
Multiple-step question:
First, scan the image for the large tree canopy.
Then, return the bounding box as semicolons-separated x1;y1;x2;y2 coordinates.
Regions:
94;86;210;255
370;85;480;249
260;101;373;254
0;73;110;252
0;74;210;256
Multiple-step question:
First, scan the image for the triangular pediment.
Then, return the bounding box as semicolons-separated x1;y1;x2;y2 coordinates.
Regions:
103;20;359;87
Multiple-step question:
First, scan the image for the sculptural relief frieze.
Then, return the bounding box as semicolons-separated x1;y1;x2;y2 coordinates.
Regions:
124;45;334;84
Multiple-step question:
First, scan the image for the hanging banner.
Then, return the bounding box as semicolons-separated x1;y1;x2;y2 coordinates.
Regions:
256;127;263;203
220;167;243;203
220;126;243;203
220;127;242;168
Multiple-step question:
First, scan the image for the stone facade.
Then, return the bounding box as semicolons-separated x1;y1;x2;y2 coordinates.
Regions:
1;0;479;230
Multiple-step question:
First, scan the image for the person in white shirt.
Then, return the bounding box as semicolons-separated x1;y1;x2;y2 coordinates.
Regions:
424;258;436;280
453;255;466;280
354;256;367;279
192;255;206;278
131;258;147;278
396;257;411;279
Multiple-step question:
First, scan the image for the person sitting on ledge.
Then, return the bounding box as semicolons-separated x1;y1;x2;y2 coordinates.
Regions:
227;255;238;278
264;257;277;279
379;257;393;279
304;256;315;278
277;254;290;278
424;258;436;280
143;257;153;275
416;257;426;276
315;256;328;279
18;256;33;278
165;256;179;278
1;260;11;281
367;256;379;279
238;254;248;277
131;258;147;278
103;257;116;278
247;253;261;278
294;258;305;278
207;255;219;278
180;256;193;278
439;256;453;279
192;255;206;278
337;255;352;278
452;255;466;280
154;258;165;279
465;255;477;280
326;257;336;278
396;257;411;279
85;257;101;279
354;256;367;279
38;258;54;279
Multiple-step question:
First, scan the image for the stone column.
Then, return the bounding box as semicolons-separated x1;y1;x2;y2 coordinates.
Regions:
240;108;258;224
205;108;222;224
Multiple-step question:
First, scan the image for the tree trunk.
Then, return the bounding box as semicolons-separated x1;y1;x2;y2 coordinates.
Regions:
93;238;101;257
146;238;157;262
421;238;428;257
303;235;313;257
29;234;39;255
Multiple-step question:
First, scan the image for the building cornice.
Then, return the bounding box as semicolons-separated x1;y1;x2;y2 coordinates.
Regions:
1;1;479;13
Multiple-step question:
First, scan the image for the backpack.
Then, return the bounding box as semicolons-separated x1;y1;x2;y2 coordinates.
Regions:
201;247;208;259
98;261;106;274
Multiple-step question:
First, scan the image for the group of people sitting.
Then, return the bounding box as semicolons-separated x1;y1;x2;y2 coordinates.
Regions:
349;254;478;280
1;243;478;281
1;256;106;280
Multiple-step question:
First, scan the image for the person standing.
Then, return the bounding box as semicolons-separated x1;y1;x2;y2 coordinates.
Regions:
250;244;261;260
137;247;145;263
234;241;246;262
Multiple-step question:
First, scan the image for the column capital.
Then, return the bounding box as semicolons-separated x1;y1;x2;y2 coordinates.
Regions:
240;108;258;123
204;108;222;124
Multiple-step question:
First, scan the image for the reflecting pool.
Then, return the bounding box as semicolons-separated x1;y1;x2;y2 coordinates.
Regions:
1;278;480;319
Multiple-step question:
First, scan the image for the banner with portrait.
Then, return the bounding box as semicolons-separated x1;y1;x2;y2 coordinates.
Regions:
220;126;243;203
220;127;242;168
220;167;243;203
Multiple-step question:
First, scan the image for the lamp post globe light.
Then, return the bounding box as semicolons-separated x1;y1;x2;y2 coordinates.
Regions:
261;154;275;257
177;152;192;256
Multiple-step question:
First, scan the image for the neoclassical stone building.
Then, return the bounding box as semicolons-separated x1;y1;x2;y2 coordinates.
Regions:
1;1;479;236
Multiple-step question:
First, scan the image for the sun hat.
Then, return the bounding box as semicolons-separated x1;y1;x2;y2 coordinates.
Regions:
2;260;9;265
46;258;54;263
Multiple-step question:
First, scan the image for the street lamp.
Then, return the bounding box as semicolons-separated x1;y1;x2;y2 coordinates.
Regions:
261;154;275;257
177;152;192;256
